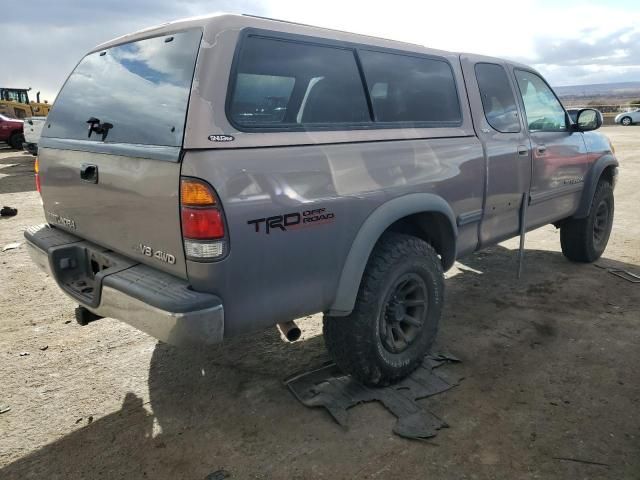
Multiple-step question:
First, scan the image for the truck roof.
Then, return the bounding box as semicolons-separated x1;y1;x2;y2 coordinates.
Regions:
92;12;469;60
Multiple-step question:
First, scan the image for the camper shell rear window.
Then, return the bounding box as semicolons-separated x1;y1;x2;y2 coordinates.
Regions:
227;30;462;132
44;29;202;147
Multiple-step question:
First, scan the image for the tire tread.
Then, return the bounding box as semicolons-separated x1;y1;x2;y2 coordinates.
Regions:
560;180;613;262
323;233;443;386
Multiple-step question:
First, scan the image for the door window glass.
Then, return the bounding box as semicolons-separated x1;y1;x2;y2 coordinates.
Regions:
474;63;520;133
515;70;567;132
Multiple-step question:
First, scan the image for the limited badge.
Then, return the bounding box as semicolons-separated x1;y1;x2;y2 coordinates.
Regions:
208;134;235;142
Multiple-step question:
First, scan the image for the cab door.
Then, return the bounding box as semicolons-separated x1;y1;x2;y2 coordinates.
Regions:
460;55;531;246
511;69;590;227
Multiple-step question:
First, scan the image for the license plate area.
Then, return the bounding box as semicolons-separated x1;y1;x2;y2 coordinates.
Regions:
49;244;135;307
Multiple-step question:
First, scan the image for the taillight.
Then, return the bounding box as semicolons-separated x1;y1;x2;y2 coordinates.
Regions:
34;157;41;194
180;177;226;260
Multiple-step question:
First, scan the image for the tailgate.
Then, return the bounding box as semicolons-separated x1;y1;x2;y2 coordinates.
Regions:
37;28;203;279
39;144;186;278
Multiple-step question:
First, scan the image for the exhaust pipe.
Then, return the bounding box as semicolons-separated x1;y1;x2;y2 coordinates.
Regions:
277;320;301;342
36;91;41;103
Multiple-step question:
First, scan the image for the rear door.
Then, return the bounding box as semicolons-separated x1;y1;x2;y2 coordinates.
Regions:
39;29;202;278
460;55;531;246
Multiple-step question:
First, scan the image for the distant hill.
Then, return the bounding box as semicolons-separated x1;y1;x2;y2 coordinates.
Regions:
554;81;640;99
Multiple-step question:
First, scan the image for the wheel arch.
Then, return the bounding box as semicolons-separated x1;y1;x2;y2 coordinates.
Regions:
328;193;457;316
573;154;618;219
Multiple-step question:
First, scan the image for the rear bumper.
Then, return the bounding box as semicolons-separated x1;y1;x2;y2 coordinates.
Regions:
24;224;224;346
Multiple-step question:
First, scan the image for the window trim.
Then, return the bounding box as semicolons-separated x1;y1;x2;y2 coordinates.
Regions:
225;28;464;133
474;62;521;134
513;68;570;134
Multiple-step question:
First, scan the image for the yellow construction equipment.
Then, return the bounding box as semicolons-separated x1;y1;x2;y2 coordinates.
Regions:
0;88;51;118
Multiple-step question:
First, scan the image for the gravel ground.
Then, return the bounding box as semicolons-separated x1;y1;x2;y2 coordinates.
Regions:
0;127;638;479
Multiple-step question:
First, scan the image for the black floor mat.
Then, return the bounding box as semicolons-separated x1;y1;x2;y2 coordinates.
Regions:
286;354;462;440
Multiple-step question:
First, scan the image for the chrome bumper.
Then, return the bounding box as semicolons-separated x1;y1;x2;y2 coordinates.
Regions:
25;225;224;346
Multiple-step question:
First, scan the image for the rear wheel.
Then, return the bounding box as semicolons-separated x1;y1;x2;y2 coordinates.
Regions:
621;116;632;126
8;132;24;150
323;233;444;386
560;180;614;262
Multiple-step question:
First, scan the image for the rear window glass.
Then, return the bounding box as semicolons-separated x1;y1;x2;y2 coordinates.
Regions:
358;50;461;124
44;29;202;146
228;36;371;128
474;63;520;133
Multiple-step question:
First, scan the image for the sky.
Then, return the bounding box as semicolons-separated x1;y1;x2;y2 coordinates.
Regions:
3;0;640;102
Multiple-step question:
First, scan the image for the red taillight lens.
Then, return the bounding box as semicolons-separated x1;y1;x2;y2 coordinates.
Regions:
180;177;225;242
181;207;224;239
34;157;41;194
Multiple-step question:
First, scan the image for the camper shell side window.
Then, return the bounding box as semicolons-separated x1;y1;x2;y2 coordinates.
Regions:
226;29;463;133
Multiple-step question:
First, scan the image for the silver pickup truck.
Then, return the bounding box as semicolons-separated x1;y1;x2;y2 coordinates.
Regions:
25;14;617;386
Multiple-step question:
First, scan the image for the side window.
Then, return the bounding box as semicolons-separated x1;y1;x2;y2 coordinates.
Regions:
474;63;520;133
232;73;295;124
358;50;461;124
515;70;567;132
229;36;371;128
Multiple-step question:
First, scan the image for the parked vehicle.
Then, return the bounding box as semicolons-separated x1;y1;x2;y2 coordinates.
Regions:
25;14;618;386
23;116;46;155
614;108;640;126
0;113;25;149
0;88;51;119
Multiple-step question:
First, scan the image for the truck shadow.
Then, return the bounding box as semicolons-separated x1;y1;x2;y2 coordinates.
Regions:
1;246;638;479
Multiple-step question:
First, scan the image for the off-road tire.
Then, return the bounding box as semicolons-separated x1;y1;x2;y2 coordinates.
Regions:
560;180;614;262
323;233;444;386
621;116;632;126
8;132;24;150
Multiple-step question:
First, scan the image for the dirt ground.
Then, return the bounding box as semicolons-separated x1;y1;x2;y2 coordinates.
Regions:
0;127;638;479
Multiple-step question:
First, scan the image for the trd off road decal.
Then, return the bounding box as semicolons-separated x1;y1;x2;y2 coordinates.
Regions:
248;208;335;234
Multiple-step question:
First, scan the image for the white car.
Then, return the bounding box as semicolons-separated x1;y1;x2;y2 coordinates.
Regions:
23;116;47;155
614;108;640;126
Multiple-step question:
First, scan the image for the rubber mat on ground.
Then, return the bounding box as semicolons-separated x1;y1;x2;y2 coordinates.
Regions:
286;354;461;440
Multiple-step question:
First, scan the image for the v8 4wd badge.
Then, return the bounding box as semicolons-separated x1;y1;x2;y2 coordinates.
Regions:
134;243;176;264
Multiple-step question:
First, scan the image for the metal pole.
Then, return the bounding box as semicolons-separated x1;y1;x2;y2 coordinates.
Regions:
517;192;528;279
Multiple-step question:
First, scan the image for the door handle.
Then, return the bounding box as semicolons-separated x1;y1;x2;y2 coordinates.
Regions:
80;164;98;183
517;145;528;156
536;145;547;154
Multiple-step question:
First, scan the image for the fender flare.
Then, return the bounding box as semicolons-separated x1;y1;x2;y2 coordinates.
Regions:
573;154;618;219
328;193;457;316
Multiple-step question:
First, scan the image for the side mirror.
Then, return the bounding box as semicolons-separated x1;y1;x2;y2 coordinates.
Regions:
575;108;602;131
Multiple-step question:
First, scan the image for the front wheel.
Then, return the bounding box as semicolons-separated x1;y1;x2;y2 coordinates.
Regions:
621;116;632;126
323;233;444;386
560;180;614;262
